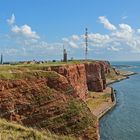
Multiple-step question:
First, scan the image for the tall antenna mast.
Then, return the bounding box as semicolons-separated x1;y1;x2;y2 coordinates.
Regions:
85;28;88;60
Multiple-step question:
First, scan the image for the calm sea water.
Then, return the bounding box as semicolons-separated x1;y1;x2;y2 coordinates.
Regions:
100;61;140;140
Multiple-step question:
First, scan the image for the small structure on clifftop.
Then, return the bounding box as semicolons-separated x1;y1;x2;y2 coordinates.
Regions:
63;48;67;62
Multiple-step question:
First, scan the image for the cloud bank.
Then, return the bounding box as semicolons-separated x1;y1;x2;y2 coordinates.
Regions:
2;14;140;61
63;16;140;54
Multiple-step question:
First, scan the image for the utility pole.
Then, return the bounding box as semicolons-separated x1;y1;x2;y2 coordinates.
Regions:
85;28;88;61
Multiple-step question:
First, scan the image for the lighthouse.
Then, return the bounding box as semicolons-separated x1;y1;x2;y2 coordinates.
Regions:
63;48;67;62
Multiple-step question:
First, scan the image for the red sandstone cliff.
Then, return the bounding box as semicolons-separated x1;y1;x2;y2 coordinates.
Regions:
50;64;88;100
0;61;112;139
0;71;98;139
42;61;111;99
85;61;111;92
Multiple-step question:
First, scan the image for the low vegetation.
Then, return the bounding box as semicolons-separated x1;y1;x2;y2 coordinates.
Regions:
86;90;111;111
106;67;126;84
0;119;76;140
0;70;60;80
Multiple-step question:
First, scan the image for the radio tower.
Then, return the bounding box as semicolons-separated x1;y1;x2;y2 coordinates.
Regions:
85;28;88;60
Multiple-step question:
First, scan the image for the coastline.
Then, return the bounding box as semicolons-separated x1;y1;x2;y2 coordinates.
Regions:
0;62;137;140
96;88;116;140
97;89;116;120
107;71;137;85
86;87;117;140
92;71;136;140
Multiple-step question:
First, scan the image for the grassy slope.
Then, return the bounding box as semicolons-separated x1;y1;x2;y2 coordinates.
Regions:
0;119;76;140
106;67;126;84
86;91;111;111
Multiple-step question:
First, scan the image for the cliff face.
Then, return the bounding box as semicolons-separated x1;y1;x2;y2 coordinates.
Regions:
0;71;98;139
0;72;71;122
50;64;88;100
0;61;111;139
85;61;110;92
42;61;111;99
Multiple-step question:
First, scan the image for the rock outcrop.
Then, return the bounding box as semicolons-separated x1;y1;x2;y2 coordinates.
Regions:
85;61;111;92
50;64;88;100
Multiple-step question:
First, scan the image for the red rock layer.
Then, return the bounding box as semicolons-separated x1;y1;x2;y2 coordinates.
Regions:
47;64;88;100
0;73;71;123
44;61;111;98
0;72;98;139
85;61;111;92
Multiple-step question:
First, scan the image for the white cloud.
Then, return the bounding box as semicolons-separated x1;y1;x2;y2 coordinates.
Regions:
11;24;40;39
71;35;80;41
99;16;116;31
7;14;40;40
137;29;140;34
87;33;110;47
4;48;18;55
4;15;140;60
107;46;122;52
69;41;79;48
7;14;15;25
62;37;69;42
62;16;140;54
122;16;128;20
63;35;81;48
119;24;133;32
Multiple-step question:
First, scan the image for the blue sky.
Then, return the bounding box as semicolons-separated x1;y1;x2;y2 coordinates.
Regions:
1;0;140;61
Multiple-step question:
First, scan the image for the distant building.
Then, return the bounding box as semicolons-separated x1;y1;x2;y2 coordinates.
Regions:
0;54;3;64
63;49;67;62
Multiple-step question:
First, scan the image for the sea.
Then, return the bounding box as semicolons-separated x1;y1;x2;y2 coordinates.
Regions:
100;61;140;140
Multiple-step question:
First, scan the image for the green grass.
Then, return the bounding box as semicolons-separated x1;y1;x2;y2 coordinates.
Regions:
105;67;127;84
0;71;60;80
106;68;118;80
0;59;97;71
0;60;98;80
37;99;97;136
0;119;76;140
86;92;111;110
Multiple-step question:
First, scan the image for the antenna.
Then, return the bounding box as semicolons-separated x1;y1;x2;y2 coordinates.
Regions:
85;28;88;60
